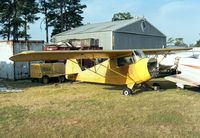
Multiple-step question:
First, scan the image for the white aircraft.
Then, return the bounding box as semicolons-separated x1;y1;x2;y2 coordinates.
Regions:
157;47;200;89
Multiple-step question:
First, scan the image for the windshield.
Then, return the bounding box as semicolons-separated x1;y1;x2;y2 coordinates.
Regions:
133;50;147;61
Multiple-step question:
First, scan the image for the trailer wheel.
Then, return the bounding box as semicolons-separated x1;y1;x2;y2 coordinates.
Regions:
42;76;49;84
31;79;37;82
122;88;133;96
58;76;65;83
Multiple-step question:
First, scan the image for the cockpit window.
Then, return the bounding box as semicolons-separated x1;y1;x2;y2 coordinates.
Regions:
116;50;146;67
134;50;146;58
117;56;134;67
133;50;146;61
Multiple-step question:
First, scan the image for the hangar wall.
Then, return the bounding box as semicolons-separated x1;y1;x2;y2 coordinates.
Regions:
114;32;166;49
114;19;166;49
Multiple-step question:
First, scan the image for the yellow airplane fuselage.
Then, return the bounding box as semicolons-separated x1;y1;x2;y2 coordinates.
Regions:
65;58;151;88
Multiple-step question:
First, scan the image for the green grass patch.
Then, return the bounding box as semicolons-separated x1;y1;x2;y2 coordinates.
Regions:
1;80;200;137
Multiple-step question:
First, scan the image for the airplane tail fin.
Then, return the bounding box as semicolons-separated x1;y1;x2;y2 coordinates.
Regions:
65;59;82;75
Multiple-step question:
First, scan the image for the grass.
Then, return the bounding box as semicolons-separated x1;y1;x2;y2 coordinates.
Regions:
1;79;200;137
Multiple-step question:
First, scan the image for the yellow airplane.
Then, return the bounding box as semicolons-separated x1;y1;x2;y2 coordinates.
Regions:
9;48;190;95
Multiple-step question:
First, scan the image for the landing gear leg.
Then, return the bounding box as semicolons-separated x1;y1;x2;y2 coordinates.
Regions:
122;83;135;96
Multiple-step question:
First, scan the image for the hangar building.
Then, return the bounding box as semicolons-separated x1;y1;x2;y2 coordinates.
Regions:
51;18;166;50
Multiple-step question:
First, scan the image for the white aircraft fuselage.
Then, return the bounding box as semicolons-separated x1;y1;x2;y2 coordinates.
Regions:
158;48;200;88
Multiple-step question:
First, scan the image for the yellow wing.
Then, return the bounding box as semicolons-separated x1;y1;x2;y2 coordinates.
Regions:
143;47;192;55
10;48;192;62
9;50;133;61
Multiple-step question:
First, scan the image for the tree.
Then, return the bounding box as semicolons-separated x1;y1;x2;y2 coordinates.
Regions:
194;40;200;47
39;0;57;43
174;38;188;47
18;0;40;40
167;37;175;46
0;0;24;40
0;0;39;40
112;12;133;21
0;0;16;40
49;0;87;36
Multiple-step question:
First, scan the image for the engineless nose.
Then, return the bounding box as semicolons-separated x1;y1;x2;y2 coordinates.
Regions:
147;58;158;78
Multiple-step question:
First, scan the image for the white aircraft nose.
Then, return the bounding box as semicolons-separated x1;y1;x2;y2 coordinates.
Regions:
158;55;177;67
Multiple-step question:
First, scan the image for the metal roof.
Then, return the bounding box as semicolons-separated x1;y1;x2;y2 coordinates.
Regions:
54;18;143;36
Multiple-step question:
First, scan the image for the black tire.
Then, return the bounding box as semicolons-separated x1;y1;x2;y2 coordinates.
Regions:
58;76;65;83
152;83;160;91
31;79;36;82
42;76;49;84
122;88;133;96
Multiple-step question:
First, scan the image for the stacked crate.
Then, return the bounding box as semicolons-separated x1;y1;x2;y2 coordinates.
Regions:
43;38;102;68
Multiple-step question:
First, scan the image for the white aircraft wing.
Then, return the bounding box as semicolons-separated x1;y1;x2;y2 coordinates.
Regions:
165;74;200;87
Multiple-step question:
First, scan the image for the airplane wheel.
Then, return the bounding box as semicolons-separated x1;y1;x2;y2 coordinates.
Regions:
42;76;49;84
152;83;160;91
122;88;133;96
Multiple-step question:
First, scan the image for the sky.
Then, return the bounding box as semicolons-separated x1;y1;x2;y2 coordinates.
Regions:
26;0;200;44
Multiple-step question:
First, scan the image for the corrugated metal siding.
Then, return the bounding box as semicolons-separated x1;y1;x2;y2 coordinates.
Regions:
53;32;112;50
53;18;141;37
116;20;165;37
114;20;166;49
114;32;166;49
52;18;166;50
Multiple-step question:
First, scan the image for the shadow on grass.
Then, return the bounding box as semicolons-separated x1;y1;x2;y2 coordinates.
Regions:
0;79;74;90
187;87;200;93
102;79;200;95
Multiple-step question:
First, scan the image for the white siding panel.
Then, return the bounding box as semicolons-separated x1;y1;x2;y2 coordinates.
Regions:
0;42;14;79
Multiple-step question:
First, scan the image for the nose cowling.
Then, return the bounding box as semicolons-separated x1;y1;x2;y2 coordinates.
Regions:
147;58;158;78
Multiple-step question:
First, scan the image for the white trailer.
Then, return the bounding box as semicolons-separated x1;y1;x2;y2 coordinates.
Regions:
0;40;44;80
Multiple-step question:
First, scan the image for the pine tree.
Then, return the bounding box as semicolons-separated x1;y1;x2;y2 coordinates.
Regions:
39;0;57;43
0;0;15;40
49;0;86;36
0;0;39;40
112;12;133;21
18;0;40;40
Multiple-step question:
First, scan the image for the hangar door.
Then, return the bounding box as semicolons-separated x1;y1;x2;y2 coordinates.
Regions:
113;32;166;50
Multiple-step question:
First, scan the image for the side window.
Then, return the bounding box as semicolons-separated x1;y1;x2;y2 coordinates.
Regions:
117;56;134;67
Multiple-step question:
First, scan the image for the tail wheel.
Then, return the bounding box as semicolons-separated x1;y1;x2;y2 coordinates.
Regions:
152;83;160;91
122;88;133;96
42;76;49;84
58;76;65;83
